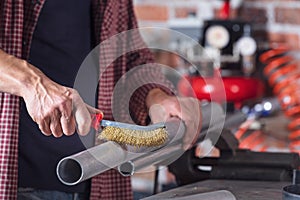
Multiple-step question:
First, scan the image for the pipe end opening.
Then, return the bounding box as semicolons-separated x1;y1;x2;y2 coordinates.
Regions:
57;159;82;185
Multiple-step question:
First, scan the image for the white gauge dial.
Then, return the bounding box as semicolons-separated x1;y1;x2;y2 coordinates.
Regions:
237;36;257;56
205;25;230;49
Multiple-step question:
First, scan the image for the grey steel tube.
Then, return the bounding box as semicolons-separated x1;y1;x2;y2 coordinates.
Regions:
57;117;186;185
118;122;186;176
56;141;138;185
117;117;186;176
118;102;225;176
57;102;225;185
118;144;184;176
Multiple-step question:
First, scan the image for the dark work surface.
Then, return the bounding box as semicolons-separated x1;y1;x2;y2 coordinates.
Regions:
142;179;290;200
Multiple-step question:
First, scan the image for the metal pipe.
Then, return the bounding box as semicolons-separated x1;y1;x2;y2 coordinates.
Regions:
57;102;225;185
118;102;225;176
117;117;186;177
57;118;185;185
56;141;136;185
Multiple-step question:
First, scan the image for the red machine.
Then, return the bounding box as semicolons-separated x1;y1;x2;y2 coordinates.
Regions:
178;71;265;107
178;0;265;109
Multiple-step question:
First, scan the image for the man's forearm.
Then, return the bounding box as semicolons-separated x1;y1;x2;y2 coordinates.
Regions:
0;49;45;97
0;49;98;136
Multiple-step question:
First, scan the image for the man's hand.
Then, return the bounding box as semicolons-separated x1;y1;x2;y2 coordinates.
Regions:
146;88;202;150
23;81;100;137
0;49;101;137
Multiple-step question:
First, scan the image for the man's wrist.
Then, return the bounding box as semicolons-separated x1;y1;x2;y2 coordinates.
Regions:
146;88;169;109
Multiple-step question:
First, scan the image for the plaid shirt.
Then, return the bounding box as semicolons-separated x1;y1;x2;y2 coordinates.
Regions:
0;0;169;199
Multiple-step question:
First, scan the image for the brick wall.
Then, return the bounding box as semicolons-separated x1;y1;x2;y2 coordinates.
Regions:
240;0;300;50
134;0;300;50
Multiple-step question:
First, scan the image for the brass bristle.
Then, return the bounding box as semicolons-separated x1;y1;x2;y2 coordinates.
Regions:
99;126;168;147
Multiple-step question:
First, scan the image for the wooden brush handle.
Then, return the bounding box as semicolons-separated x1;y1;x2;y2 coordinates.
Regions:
91;113;104;130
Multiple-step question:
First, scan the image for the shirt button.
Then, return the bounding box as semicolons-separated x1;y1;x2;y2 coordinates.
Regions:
23;41;27;46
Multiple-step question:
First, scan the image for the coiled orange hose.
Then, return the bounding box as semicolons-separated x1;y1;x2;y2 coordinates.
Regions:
260;45;300;153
